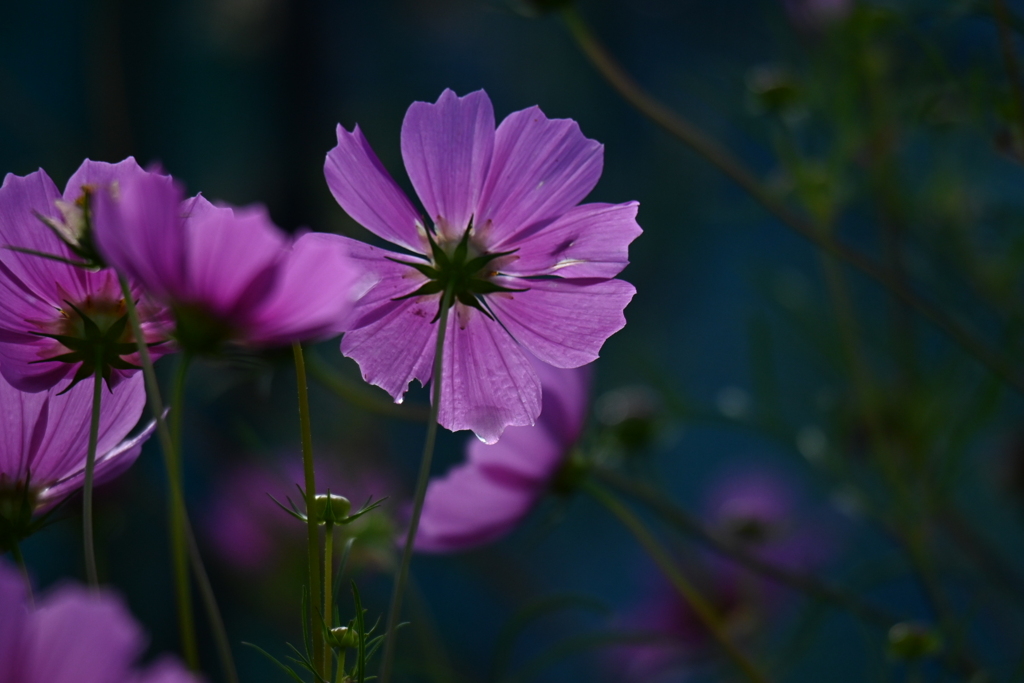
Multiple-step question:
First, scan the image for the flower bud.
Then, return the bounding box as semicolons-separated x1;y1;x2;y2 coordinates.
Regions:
313;493;351;525
327;626;360;650
887;622;942;661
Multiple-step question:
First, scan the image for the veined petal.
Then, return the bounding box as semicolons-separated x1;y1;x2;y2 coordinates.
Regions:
476;106;603;245
245;232;360;345
438;307;541;444
498;202;641;279
325;124;425;253
414;460;539;553
340;297;438;402
401;89;495;239
0;170;80;301
0;335;74;393
487;278;635;369
92;170;187;301
333;235;427;313
24;586;145;683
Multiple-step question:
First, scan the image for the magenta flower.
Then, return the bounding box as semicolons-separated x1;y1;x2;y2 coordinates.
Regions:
325;89;639;443
0;373;149;548
0;159;171;392
92;171;361;353
414;359;590;552
0;561;196;683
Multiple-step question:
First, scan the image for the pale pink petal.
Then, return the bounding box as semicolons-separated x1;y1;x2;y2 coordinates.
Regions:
340;297;438;402
63;157;148;202
333;235;427;313
24;586;145;683
475;106;603;245
498;202;641;279
246;232;360;344
325;124;425;253
92;170;187;301
401;89;495;239
25;374;145;489
180;197;284;319
487;278;635;369
414;461;538;553
438;307;541;443
0;170;80;300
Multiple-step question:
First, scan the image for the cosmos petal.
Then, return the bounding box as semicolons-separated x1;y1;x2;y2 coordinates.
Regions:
476;106;603;244
401;89;495;239
24;586;145;683
63;157;149;203
487;278;635;369
92;169;187;302
498;202;641;279
438;307;541;444
340;297;438;402
0;170;80;301
414;460;539;553
325;124;425;253
244;232;360;345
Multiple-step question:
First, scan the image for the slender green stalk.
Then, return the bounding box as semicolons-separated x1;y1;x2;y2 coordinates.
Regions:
292;341;324;675
184;514;240;683
592;467;899;626
118;276;199;669
584;479;770;683
559;5;1024;396
82;359;103;588
10;540;33;604
324;519;335;681
379;284;455;683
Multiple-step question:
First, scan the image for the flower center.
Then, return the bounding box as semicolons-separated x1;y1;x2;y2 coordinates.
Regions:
33;295;141;389
171;304;236;355
392;225;523;321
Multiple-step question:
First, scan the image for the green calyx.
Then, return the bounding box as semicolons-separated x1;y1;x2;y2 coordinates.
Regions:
0;480;42;553
171;304;236;356
390;223;525;322
31;298;148;392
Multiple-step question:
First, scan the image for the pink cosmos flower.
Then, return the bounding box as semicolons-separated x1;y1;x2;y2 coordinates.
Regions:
325;89;639;443
0;159;171;391
0;561;196;683
92;171;361;353
414;359;590;552
0;373;150;548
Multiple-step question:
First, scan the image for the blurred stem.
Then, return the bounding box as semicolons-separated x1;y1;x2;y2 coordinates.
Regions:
380;283;455;683
592;466;899;626
292;341;325;676
82;359;103;588
994;0;1024;136
559;4;1024;396
324;519;334;681
185;514;240;683
306;351;429;422
118;276;199;670
584;479;770;683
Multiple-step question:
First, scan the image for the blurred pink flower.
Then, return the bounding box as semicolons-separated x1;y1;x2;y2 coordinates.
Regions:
414;359;590;552
325;89;638;443
92;172;361;354
0;561;196;683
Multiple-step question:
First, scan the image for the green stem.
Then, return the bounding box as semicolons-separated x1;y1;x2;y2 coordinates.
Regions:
293;341;324;675
379;284;455;683
10;540;33;605
82;359;103;588
583;479;770;683
592;467;899;626
184;513;240;683
559;5;1024;396
118;276;199;669
325;519;335;681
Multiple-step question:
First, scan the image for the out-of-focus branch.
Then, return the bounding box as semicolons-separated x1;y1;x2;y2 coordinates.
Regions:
559;6;1024;396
